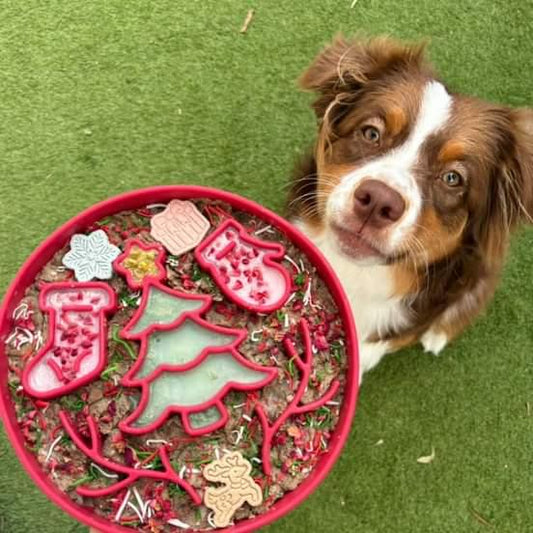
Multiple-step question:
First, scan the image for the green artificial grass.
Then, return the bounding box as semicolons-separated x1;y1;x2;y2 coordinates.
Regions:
1;0;532;531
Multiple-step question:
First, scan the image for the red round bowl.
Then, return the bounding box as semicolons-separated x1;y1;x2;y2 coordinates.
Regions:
0;186;359;532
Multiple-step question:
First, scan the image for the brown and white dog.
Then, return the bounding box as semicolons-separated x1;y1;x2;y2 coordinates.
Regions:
288;36;533;376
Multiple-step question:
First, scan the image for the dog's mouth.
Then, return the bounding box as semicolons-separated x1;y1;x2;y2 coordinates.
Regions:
330;224;387;260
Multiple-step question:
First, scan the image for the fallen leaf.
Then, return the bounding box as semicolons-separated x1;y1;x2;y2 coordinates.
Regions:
416;446;435;464
240;9;255;34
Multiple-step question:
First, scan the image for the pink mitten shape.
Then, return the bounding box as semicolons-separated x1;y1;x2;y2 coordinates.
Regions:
195;220;291;313
22;282;116;399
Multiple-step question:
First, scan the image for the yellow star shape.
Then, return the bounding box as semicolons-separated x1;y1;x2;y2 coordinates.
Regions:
122;246;161;284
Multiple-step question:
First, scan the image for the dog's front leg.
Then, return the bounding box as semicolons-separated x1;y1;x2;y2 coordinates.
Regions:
420;278;495;355
358;340;391;381
358;332;422;381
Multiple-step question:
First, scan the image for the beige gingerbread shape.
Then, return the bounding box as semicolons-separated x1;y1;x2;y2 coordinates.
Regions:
150;200;210;256
203;451;263;528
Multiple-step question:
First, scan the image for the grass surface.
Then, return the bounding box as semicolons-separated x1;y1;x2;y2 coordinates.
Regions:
1;0;532;531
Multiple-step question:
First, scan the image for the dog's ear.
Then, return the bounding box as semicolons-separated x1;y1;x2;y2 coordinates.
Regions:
509;108;533;223
472;108;533;265
299;35;430;118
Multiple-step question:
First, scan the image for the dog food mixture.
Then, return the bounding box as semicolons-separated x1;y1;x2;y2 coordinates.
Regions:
5;199;349;531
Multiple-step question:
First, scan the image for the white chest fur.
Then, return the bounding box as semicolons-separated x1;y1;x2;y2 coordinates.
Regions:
293;221;413;374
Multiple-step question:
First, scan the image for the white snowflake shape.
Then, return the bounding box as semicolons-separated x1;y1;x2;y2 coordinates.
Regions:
62;229;121;282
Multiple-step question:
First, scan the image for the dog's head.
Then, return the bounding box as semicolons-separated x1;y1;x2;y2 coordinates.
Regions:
295;36;533;268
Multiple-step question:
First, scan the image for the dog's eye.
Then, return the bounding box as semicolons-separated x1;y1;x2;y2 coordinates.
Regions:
362;126;380;144
441;171;463;187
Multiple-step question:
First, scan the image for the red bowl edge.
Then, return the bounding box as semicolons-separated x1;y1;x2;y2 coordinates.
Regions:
0;185;359;533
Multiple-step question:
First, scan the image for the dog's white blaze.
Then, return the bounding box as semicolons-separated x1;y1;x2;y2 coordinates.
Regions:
328;81;453;251
385;81;452;169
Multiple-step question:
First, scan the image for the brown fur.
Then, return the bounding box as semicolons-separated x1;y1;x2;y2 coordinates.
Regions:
385;107;408;137
289;35;533;347
438;140;465;163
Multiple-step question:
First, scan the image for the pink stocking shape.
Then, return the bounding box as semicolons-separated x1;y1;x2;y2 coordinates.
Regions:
22;282;116;399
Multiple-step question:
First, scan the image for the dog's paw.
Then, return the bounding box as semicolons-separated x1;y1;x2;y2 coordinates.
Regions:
359;341;390;381
420;329;448;355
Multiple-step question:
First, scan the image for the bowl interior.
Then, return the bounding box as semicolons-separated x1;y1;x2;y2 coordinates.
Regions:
0;186;359;532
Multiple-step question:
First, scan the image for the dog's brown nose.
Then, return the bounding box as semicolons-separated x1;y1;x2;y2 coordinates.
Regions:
353;179;406;228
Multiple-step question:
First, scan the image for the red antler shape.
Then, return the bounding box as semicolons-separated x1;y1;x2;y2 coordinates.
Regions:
58;411;201;504
254;319;341;476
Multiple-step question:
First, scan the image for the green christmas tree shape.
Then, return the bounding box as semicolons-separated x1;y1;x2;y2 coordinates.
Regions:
119;284;277;436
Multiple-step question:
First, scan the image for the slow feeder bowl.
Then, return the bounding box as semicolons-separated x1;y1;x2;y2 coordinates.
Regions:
0;186;358;532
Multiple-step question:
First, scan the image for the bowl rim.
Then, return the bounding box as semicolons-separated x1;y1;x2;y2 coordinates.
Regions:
0;185;359;533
